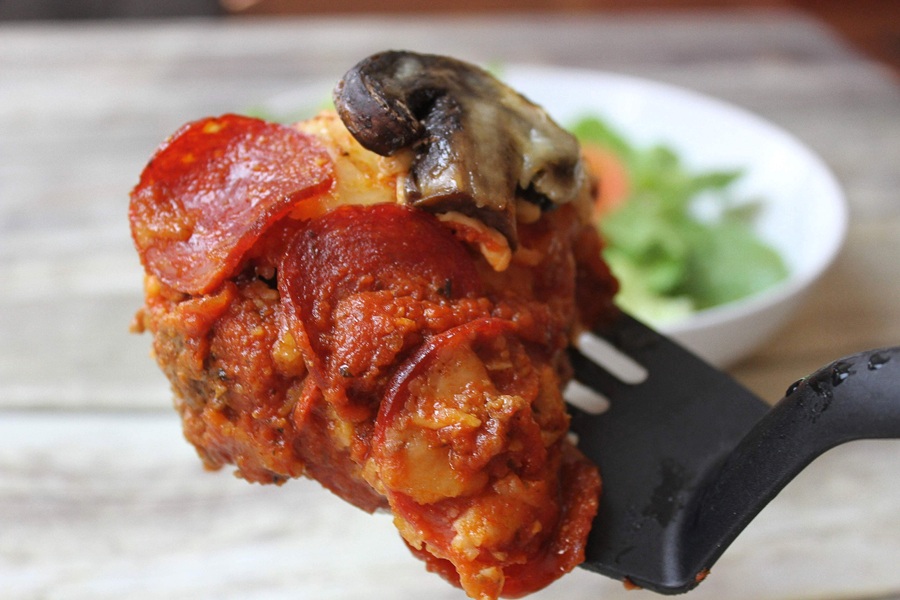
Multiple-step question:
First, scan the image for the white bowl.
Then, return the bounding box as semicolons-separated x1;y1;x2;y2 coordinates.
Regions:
503;66;848;367
260;65;848;368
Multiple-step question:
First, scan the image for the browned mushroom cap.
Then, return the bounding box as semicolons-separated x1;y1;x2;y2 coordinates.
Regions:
333;50;586;248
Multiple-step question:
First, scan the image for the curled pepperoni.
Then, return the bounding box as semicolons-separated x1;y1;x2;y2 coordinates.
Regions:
372;316;599;599
129;114;333;294
398;445;601;599
278;203;484;415
374;317;536;503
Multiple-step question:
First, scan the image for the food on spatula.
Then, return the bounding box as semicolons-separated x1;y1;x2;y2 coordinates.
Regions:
130;51;618;599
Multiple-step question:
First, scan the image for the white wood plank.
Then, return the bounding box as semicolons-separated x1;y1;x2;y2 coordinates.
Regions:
1;13;900;600
1;413;899;599
2;12;899;410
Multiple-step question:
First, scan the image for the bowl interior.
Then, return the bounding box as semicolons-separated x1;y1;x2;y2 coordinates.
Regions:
260;65;848;365
505;66;847;363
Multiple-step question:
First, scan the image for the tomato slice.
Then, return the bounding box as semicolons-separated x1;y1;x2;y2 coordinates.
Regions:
129;114;333;294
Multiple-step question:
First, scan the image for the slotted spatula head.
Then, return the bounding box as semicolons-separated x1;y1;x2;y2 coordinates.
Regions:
567;311;900;594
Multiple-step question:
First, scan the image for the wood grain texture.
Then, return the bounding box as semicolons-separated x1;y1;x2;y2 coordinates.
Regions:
2;413;899;599
1;11;899;599
228;0;900;76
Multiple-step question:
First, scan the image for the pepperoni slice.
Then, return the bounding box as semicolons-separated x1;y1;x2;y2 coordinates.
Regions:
375;317;520;436
371;316;600;599
278;203;483;413
374;317;530;501
397;446;601;599
129;114;333;294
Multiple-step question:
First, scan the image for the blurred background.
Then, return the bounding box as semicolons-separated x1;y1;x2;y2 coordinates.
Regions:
1;0;898;77
0;0;900;73
3;3;900;600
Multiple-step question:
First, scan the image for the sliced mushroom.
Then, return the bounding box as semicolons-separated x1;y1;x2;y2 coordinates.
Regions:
333;50;586;248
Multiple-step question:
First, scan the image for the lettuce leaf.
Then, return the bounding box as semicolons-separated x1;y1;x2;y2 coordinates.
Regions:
571;115;788;324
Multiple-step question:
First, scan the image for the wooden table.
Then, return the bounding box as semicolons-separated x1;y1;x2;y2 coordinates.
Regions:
2;10;899;600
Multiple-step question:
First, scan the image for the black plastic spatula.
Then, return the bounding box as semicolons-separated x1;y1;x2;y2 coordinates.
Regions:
566;312;900;594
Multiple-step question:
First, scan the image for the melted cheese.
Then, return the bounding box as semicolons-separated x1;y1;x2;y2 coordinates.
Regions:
292;111;411;219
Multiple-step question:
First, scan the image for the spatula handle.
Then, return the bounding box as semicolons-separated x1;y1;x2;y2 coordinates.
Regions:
686;346;900;575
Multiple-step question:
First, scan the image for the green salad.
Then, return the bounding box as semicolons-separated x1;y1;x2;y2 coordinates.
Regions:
570;115;789;326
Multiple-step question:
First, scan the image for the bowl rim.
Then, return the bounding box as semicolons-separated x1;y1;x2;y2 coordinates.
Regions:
260;64;850;339
502;64;849;336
